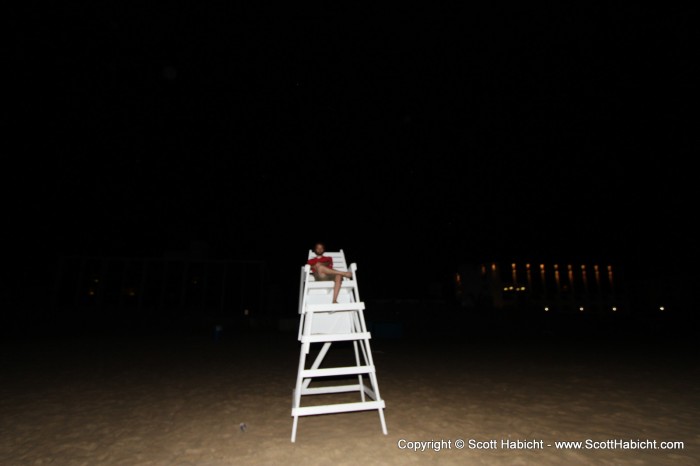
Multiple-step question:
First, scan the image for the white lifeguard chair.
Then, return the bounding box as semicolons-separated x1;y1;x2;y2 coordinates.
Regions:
291;249;387;442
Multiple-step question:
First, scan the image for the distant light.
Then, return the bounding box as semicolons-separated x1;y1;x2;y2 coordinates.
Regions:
567;264;573;270
511;263;516;269
526;263;531;269
612;307;617;312
544;307;549;312
88;290;95;296
244;309;250;316
607;265;613;271
519;286;526;291
594;264;599;271
508;286;514;290
579;306;584;312
554;264;559;270
581;265;586;270
94;278;99;283
491;263;497;271
659;306;665;311
540;264;545;270
503;287;508;291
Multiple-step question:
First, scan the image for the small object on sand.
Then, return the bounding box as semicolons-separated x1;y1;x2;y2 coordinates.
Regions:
239;422;247;432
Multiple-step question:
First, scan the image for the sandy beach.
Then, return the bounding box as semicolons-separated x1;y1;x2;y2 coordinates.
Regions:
1;321;698;465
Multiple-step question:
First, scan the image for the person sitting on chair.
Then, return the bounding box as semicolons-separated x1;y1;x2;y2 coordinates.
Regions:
307;242;353;303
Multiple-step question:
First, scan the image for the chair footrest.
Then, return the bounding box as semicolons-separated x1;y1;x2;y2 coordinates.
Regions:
292;400;385;417
306;302;364;312
301;365;375;378
300;332;371;343
301;383;363;395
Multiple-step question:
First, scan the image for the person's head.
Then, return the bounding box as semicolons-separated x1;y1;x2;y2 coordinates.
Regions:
313;242;326;256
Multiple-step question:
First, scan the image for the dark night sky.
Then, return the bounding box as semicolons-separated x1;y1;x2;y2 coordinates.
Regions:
9;6;697;295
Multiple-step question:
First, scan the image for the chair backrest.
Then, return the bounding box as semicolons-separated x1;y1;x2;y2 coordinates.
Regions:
302;249;355;333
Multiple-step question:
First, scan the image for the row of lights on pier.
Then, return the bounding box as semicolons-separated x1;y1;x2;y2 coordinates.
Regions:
487;263;614;271
543;306;614;312
543;306;665;312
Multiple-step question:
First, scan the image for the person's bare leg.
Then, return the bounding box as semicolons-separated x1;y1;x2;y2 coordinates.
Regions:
314;264;352;279
332;275;342;303
312;265;351;303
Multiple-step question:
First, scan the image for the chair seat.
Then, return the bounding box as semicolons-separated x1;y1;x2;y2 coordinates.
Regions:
306;280;355;289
